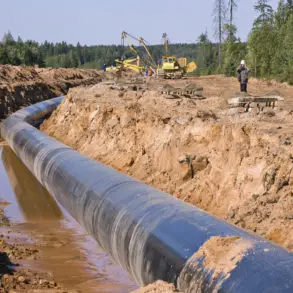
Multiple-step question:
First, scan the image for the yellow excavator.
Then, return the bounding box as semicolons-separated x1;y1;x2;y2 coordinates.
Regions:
157;33;197;79
114;57;144;74
107;31;197;79
106;47;144;74
106;31;156;75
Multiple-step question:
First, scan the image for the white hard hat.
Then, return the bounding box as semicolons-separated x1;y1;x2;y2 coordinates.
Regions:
240;60;246;65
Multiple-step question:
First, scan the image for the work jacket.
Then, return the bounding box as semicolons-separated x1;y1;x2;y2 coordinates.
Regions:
237;65;250;84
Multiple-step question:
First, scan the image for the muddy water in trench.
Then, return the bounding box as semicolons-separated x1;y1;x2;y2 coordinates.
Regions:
0;145;137;292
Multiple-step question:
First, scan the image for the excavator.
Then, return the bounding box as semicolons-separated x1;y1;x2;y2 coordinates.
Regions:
106;31;156;75
157;33;197;79
107;31;197;79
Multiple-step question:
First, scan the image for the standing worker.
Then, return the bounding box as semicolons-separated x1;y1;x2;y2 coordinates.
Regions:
103;64;107;72
237;60;250;93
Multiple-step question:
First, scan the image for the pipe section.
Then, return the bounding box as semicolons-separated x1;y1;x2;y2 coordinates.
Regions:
2;98;293;293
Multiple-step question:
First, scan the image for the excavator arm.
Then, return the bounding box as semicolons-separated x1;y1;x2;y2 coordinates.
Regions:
138;37;157;69
121;31;157;72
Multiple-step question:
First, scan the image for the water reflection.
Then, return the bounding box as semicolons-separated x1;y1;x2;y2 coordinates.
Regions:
1;146;62;221
0;146;137;292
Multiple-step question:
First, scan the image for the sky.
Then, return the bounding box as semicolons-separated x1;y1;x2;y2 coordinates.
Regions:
0;0;279;46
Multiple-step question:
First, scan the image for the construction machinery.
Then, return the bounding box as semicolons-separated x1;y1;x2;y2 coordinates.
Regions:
121;31;157;71
156;33;197;79
107;32;156;75
107;31;197;79
112;57;144;74
106;31;156;75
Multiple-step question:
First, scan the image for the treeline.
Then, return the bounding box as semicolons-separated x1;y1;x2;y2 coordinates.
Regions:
0;32;221;75
0;0;293;84
247;0;293;83
0;32;214;72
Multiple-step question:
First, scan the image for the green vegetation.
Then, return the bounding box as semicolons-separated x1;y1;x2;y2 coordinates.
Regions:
0;0;293;84
247;0;293;83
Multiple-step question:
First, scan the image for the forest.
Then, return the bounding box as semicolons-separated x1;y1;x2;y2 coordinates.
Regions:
0;0;292;84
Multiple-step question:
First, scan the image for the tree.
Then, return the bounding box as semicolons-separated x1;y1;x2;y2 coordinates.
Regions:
222;24;247;76
196;32;216;74
23;47;34;65
272;11;293;83
17;36;23;43
213;0;227;66
2;31;15;45
254;0;274;26
69;50;79;67
228;0;238;39
76;42;84;65
247;0;277;78
0;46;10;64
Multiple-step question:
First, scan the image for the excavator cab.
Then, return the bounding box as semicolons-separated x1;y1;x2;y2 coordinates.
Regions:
161;56;181;70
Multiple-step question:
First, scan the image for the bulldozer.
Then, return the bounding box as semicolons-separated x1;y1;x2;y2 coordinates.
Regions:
156;33;197;79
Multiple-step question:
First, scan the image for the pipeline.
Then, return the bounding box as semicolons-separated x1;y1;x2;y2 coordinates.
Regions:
1;98;293;293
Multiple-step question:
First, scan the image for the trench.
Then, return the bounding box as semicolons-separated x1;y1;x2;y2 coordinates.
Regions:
0;145;137;292
3;96;293;292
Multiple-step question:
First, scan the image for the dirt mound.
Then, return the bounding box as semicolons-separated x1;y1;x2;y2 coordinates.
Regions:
0;65;101;120
0;65;42;84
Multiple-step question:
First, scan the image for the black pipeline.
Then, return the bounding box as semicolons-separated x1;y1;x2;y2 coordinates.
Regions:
2;98;293;293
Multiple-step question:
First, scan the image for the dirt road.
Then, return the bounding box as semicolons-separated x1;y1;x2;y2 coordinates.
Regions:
42;74;293;251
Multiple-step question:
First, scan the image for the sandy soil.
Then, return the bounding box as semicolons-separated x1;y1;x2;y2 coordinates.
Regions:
184;236;252;280
0;65;101;121
177;236;253;292
132;281;180;293
41;75;293;251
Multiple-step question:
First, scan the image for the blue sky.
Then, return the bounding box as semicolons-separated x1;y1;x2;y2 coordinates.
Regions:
0;0;279;45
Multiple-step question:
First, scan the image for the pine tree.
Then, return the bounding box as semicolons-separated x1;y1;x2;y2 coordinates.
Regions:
2;31;15;45
254;0;274;26
17;36;23;43
228;0;238;39
197;33;216;74
213;0;227;66
0;46;10;64
248;0;276;77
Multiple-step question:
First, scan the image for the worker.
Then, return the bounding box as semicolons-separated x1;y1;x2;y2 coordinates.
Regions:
103;64;107;72
237;60;250;93
145;67;149;77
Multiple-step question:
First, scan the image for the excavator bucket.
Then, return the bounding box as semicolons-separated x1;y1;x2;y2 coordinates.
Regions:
186;61;197;73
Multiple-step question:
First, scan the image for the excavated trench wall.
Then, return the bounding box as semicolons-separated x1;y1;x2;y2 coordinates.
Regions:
42;85;293;250
2;98;293;292
0;66;102;120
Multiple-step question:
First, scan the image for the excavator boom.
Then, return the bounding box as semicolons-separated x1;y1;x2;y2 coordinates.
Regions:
121;31;157;72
